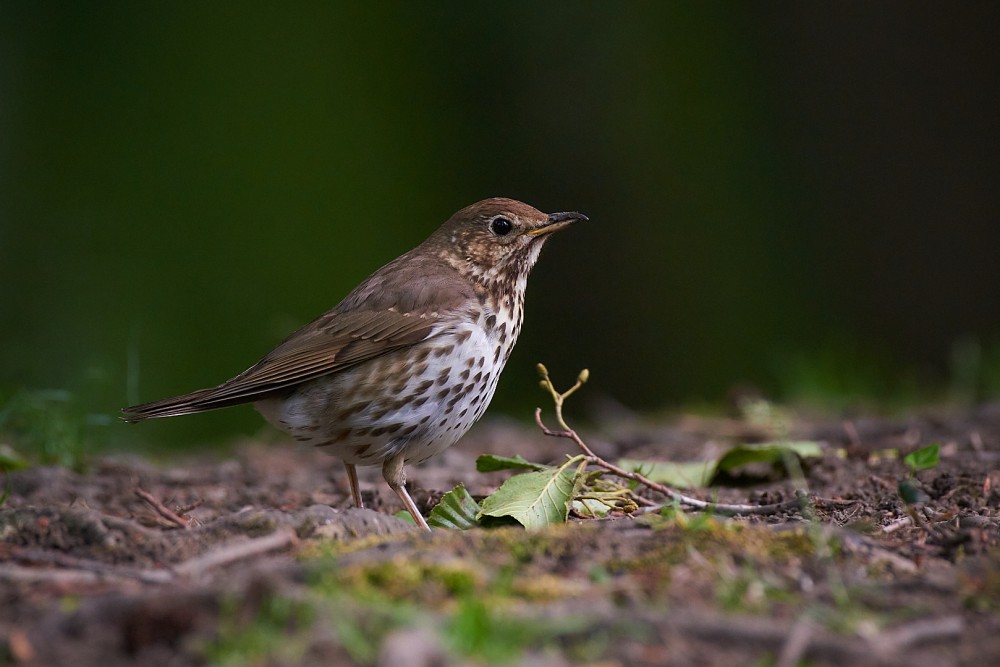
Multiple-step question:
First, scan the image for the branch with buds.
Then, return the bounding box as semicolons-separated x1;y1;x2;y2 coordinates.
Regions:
533;364;814;517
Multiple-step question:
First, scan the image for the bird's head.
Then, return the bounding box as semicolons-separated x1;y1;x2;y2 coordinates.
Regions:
430;197;587;284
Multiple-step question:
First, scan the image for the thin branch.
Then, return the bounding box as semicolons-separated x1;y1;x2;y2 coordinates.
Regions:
134;487;191;530
0;564;167;586
0;530;298;587
777;617;815;667
534;405;810;516
172;529;298;579
534;407;596;457
1;545;172;585
882;516;913;534
874;615;963;654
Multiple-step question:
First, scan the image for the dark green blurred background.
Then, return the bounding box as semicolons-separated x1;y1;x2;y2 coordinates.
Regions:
2;3;999;451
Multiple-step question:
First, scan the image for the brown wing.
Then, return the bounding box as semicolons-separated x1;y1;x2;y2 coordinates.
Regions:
122;242;476;422
121;307;444;421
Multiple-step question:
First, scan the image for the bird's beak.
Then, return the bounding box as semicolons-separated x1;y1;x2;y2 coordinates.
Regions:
526;211;589;237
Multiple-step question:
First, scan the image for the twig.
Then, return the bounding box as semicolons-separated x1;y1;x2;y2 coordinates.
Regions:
882;516;913;534
0;545;173;585
535;406;809;517
176;498;204;515
875;616;963;655
172;529;298;579
0;564;166;586
657;610;960;662
535;365;597;457
777;617;815;667
0;530;298;587
774;524;918;573
134;487;191;530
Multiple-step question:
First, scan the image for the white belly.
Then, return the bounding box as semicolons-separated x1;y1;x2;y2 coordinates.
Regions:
254;314;515;467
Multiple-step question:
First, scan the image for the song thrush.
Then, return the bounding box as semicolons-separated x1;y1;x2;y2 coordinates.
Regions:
122;198;586;530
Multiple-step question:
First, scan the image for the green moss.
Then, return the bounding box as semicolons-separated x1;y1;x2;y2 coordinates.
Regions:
202;592;315;666
0;389;100;471
231;511;279;537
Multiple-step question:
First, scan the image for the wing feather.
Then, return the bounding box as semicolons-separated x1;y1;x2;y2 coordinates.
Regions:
121;309;444;421
121;249;473;423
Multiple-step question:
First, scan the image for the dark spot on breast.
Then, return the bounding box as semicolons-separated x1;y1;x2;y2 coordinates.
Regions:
436;368;450;386
386;396;409;411
433;344;455;358
437;388;450;399
329;428;352;443
459;369;470;381
417;379;434;393
485;314;497;330
335;403;365;421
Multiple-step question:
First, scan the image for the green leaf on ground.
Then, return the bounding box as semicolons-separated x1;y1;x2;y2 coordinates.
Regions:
394;511;416;525
476;454;550;473
617;459;717;488
429;484;482;530
715;441;822;473
898;479;931;504
571;498;617;517
619;440;823;489
903;443;940;473
478;459;585;529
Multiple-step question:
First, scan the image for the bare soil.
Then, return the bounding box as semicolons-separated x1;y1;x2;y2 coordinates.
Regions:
2;403;1000;666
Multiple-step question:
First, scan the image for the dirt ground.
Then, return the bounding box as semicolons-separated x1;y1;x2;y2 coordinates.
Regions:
2;401;1000;666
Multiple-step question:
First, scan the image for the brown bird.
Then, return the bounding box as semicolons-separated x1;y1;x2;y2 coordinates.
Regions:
122;198;586;529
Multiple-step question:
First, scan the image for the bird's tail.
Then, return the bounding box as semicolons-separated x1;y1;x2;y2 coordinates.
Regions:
121;386;255;423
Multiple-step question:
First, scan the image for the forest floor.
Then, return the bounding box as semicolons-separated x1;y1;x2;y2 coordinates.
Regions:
2;400;1000;666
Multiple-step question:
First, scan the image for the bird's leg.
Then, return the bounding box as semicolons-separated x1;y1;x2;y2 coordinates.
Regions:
343;462;364;509
382;450;430;531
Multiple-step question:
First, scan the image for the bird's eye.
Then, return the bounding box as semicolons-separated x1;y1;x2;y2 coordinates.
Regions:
489;216;513;236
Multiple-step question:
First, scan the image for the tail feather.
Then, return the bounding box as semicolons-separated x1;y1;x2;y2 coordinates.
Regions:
121;386;259;423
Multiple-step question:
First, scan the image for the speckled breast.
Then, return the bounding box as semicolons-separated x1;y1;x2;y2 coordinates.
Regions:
254;303;522;467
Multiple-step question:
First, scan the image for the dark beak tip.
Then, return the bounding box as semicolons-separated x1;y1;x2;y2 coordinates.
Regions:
547;211;589;224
